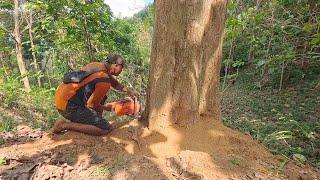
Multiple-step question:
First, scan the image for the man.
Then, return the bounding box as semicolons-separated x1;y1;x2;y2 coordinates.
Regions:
52;54;139;136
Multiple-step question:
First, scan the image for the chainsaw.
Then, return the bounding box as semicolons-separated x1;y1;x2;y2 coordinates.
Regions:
112;96;142;119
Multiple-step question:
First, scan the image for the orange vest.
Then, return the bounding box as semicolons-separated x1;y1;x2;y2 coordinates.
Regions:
55;71;110;111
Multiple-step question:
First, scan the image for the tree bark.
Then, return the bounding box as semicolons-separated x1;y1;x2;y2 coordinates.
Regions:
14;0;31;91
83;15;94;61
79;5;94;62
0;52;9;80
143;0;227;130
27;10;42;87
260;5;274;87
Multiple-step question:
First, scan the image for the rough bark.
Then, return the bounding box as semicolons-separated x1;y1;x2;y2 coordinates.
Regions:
14;0;31;91
80;6;94;62
144;0;227;130
27;10;42;87
0;52;9;80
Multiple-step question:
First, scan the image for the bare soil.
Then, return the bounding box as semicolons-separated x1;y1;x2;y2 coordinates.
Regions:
0;119;319;180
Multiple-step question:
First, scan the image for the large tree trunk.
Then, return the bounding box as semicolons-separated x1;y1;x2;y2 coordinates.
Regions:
14;0;31;91
144;0;227;130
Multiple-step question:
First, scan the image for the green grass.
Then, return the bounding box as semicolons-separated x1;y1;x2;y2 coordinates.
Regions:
0;158;8;166
229;159;240;166
0;77;60;129
0;115;15;132
91;166;110;177
112;153;128;169
66;152;76;164
222;67;320;169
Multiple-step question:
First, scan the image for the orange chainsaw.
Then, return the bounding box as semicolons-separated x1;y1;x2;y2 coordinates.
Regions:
110;97;141;118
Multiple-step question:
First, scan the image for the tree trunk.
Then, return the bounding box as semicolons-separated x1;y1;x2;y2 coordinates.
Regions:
13;0;31;91
143;0;227;131
260;5;274;87
0;52;9;80
80;6;94;62
222;37;235;90
27;10;42;87
83;16;94;61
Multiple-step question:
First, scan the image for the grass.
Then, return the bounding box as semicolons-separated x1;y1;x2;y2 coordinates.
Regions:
92;166;110;177
91;154;128;178
0;77;61;129
229;159;240;166
0;113;15;132
0;158;8;166
66;152;76;164
221;67;320;168
112;153;128;169
0;136;5;145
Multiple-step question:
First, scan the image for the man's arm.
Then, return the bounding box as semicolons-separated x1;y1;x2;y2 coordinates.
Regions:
109;75;125;92
109;76;139;97
87;82;110;112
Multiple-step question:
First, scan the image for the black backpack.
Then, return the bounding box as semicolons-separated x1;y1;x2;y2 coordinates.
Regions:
63;70;93;84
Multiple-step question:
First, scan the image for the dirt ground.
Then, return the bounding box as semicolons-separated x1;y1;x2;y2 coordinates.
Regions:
0;119;319;180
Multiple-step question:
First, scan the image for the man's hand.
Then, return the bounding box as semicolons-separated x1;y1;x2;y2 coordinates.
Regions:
103;103;115;112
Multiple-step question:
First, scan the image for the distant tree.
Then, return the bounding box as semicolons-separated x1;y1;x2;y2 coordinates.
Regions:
13;0;31;91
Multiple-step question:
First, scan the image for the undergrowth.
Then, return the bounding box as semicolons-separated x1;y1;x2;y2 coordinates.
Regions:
221;66;320;169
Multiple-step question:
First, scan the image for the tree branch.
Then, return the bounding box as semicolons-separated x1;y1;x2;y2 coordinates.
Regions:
0;26;18;43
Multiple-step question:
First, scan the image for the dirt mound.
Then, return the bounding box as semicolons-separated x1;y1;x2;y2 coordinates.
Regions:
0;120;319;179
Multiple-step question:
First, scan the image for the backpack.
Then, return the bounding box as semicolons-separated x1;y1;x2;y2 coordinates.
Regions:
63;70;93;84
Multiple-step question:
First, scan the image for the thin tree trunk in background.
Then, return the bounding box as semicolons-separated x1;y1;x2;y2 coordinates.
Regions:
260;6;274;86
143;0;227;130
279;62;285;91
0;53;9;80
222;38;235;90
256;0;262;9
222;1;238;90
46;70;52;88
81;9;94;61
14;0;31;92
27;10;42;87
247;0;261;62
84;16;94;61
248;46;253;62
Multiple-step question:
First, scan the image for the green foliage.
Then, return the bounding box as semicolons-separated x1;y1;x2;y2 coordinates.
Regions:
0;0;151;130
293;154;307;165
1;0;150;89
222;0;320;88
112;153;128;169
92;166;110;177
0;159;8;166
65;151;76;164
0;115;15;132
229;159;240;166
222;68;320;168
0;72;59;129
0;136;5;145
